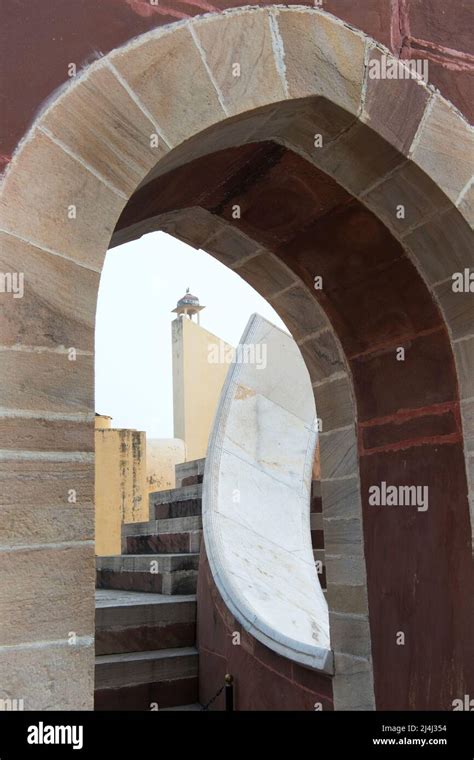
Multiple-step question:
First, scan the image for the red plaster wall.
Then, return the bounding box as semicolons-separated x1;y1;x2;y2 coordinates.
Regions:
1;0;473;171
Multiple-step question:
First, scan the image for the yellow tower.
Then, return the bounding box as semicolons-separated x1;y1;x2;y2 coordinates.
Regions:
171;289;232;461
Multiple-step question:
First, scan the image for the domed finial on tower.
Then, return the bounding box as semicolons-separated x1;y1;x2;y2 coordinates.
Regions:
172;288;205;324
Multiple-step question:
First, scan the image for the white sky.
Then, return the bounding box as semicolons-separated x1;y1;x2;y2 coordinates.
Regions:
95;231;289;438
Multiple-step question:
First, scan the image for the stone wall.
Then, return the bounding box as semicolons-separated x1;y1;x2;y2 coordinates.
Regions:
95;423;148;556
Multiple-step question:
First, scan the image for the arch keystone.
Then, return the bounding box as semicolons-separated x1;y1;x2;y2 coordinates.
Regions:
192;9;287;116
276;8;366;115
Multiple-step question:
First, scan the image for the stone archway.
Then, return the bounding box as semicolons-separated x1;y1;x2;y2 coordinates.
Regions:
0;7;472;710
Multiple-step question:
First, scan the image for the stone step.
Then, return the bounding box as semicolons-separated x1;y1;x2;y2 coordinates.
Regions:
160;703;201;711
95;647;198;711
122;515;202;539
96;554;199;595
180;474;203;487
149;483;202;520
124;530;202;556
95;589;196;655
150;483;202;505
175;459;205;488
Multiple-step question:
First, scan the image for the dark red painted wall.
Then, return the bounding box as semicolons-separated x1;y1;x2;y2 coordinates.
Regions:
197;550;334;711
1;0;473;171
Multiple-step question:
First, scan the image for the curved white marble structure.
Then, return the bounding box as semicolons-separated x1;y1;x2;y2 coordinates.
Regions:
203;314;332;671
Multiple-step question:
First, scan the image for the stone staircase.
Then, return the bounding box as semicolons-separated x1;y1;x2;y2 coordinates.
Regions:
95;459;204;711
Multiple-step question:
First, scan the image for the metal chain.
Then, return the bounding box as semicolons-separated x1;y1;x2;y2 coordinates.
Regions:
199;683;225;711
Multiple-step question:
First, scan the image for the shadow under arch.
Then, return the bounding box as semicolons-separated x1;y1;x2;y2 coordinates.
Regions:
0;6;472;711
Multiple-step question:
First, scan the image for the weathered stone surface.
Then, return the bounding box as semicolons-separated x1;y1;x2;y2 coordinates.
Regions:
270;284;328;341
0;642;94;710
458;181;474;227
0;460;94;508
461;399;474;452
94;675;198;711
461;399;474;453
332;670;375;711
95;647;198;689
140;103;279;188
156;207;221;249
0;350;93;413
269;96;356;156
468;456;474;496
193;10;286;115
326;583;369;616
122;515;202;538
310;512;323;532
329;612;372;657
299;330;345;384
411;96;474;203
326;556;367;588
125;531;201;555
96;558;199;589
205;225;261;268
0;417;93;452
0;130;124;270
0;504;93;547
455;336;474;400
363;47;430;155
324;518;364;556
95;589;196;655
403;208;474;284
470;496;474;549
364;161;452;234
321;476;361;519
316;122;404;196
174;459;206;483
276;9;366;115
434;279;474;340
334;651;372;675
235;252;295;297
96;621;196;656
315;376;354;431
41;64;167;196
320;426;357;480
0;233;98;351
110;26;225;146
0;544;94;646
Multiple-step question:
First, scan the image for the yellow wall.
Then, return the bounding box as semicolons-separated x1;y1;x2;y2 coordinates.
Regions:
95;317;232;553
95;423;148;556
146;437;186;493
95;414;112;430
172;317;232;461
